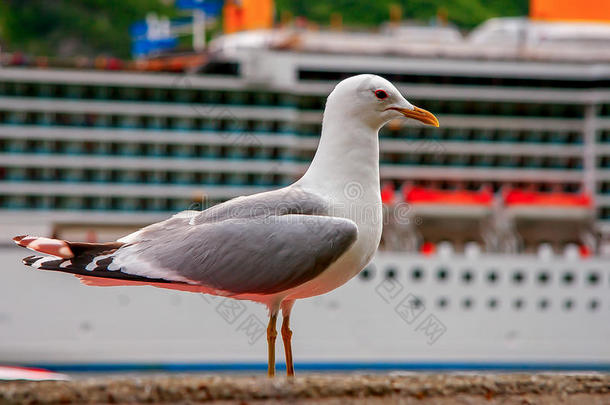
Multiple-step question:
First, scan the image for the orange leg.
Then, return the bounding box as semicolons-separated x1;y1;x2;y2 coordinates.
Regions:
281;300;295;377
267;312;278;377
281;312;294;377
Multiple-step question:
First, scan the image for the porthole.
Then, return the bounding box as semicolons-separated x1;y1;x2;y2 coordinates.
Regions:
538;298;550;310
385;267;397;280
437;268;449;282
462;297;473;310
487;297;499;310
537;271;551;285
587;272;600;286
437;297;449;309
411;267;424;282
512;271;525;285
486;270;499;284
562;272;575;285
359;265;375;281
461;270;474;284
563;298;574;311
513;298;525;310
411;297;424;309
588;299;600;311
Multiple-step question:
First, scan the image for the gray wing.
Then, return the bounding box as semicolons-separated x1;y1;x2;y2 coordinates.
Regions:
191;186;330;224
117;186;331;241
109;186;357;295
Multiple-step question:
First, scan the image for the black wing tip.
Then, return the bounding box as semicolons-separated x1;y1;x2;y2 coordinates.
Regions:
22;255;40;266
20;253;175;285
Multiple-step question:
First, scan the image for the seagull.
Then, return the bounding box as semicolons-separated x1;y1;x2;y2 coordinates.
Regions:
13;74;439;377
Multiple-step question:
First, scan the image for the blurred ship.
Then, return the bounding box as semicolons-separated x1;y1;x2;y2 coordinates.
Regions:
0;20;609;371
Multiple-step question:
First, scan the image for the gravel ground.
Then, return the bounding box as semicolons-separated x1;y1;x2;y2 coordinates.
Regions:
1;373;609;404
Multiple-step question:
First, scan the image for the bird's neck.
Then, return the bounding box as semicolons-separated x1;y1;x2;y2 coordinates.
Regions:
298;109;381;204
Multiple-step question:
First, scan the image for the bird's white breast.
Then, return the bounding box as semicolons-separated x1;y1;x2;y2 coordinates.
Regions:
286;187;383;300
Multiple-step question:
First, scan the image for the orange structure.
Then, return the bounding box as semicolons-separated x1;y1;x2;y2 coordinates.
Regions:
223;0;274;34
503;189;592;207
404;186;494;207
530;0;610;22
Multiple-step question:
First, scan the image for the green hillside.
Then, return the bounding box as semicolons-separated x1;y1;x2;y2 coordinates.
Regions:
0;0;176;58
0;0;528;59
275;0;528;30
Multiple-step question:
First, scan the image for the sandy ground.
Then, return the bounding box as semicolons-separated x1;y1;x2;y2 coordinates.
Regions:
1;373;609;404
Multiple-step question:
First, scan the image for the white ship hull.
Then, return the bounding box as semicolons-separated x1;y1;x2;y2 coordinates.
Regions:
1;247;608;371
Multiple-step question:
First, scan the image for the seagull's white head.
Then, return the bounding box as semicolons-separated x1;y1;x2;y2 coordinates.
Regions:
325;74;439;130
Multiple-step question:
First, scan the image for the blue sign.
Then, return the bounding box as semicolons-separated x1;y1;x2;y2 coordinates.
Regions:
130;14;177;57
132;38;178;58
176;0;223;16
129;21;149;37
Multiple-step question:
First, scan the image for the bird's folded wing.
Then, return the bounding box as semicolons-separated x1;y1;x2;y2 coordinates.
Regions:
24;186;356;295
190;186;330;224
118;186;330;244
110;214;358;295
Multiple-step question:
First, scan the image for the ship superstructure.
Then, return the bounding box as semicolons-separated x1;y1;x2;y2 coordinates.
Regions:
1;31;609;244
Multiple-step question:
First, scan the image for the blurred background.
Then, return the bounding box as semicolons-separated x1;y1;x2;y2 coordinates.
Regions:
0;0;609;378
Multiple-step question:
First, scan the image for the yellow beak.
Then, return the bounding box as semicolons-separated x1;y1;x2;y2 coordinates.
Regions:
391;106;439;127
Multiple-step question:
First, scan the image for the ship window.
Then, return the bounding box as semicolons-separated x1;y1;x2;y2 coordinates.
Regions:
538;298;550;310
587;272;600;286
359;265;375;281
410;296;424;309
486;270;499;284
461;270;474;284
513;298;525;310
537;271;551;285
462;297;473;310
487;297;498;310
411;267;424;281
588;299;599;311
563;298;574;311
512;270;525;284
437;297;449;309
385;267;397;280
437;268;449;282
562;272;575;285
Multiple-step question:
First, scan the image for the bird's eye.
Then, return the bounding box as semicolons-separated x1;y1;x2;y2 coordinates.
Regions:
374;90;388;99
